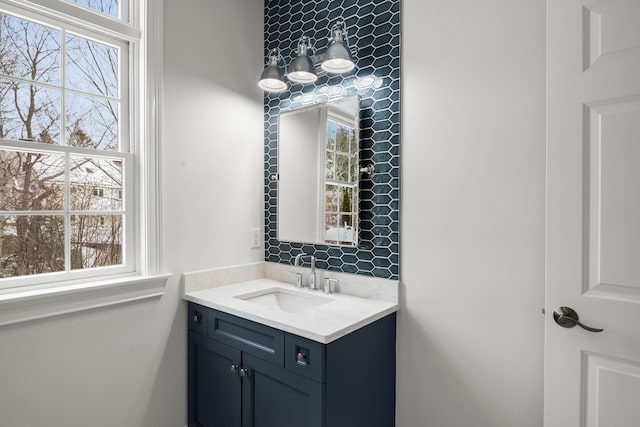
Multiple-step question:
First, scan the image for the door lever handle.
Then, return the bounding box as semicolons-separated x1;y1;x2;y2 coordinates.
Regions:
553;306;603;332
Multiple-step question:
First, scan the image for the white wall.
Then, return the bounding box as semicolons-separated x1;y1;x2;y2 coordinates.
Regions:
163;0;264;272
0;1;263;426
398;1;546;426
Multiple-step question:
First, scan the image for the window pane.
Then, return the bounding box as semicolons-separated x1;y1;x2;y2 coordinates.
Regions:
324;213;338;237
71;214;122;269
66;92;118;150
325;150;334;180
340;214;353;227
67;0;119;18
326;120;336;150
0;215;65;278
0;79;61;143
336;124;350;153
325;184;337;212
0;14;61;84
0;149;65;211
66;34;118;97
349;128;357;154
70;156;123;210
339;187;353;214
336;154;349;181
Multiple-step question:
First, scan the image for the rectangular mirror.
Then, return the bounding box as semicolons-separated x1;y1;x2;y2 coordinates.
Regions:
278;95;360;247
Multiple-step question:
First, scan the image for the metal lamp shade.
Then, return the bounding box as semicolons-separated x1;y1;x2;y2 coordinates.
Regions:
258;65;287;93
320;41;355;74
287;55;318;84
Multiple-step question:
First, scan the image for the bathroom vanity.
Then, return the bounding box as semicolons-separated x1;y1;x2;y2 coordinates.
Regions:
183;267;398;427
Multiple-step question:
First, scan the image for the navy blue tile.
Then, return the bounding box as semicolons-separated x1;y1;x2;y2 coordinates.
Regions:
328;257;342;267
372;194;392;205
343;264;358;274
360;200;374;211
372;131;393;143
359;210;373;221
356;249;374;261
328;8;342;21
315;8;330;22
342;4;357;17
373;3;392;16
372;257;389;267
373;247;392;258
356;260;374;271
372;267;391;278
264;0;400;280
373;206;391;221
342;254;358;264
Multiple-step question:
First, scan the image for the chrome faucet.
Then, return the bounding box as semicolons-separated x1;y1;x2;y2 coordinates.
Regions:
294;254;317;291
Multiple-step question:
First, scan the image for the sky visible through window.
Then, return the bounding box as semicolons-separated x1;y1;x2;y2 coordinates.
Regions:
69;0;119;18
0;12;120;150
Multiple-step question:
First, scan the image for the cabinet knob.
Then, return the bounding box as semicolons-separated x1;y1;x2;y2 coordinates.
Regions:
230;364;238;373
239;368;248;378
296;352;307;364
192;312;202;324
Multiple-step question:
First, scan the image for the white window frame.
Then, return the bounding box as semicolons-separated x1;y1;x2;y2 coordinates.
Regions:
0;0;169;325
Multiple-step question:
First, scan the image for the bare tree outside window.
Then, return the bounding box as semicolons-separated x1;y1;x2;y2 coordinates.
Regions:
68;0;119;18
0;9;125;280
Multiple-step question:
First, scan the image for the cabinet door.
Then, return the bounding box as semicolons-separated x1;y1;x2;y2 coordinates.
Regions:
188;331;242;427
241;353;323;427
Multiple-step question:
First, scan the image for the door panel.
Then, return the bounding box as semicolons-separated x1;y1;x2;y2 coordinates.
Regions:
584;1;640;68
546;0;640;426
188;331;242;427
241;353;323;427
586;98;640;298
584;353;640;427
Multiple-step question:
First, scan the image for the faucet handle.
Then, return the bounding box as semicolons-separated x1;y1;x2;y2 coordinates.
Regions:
324;278;338;294
290;271;304;288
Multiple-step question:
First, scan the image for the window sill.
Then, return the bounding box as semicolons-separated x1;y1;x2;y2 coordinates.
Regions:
0;273;172;327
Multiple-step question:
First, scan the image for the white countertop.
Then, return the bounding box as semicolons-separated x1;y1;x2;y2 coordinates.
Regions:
184;278;399;343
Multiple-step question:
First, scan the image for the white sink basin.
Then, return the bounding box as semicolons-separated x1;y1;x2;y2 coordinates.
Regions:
234;287;333;313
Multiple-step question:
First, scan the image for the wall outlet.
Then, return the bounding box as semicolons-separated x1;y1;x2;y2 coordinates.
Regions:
250;228;261;249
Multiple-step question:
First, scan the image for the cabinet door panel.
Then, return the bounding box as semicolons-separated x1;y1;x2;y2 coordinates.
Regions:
242;353;323;427
189;331;241;427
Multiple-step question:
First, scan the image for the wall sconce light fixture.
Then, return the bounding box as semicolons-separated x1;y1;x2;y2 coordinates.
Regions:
321;21;355;74
287;36;318;84
258;48;287;93
259;21;355;93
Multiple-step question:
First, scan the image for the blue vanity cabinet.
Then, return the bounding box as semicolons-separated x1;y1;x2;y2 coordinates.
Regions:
241;353;324;427
188;331;242;427
187;302;396;427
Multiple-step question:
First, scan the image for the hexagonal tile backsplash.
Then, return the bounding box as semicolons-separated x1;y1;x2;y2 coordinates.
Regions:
264;0;400;280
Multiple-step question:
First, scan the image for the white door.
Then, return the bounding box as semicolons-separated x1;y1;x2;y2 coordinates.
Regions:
545;0;640;426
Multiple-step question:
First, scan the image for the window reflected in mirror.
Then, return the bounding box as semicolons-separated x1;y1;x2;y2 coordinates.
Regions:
278;96;359;247
324;115;358;245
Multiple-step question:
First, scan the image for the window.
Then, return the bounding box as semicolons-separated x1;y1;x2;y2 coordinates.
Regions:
323;110;358;246
0;0;147;289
